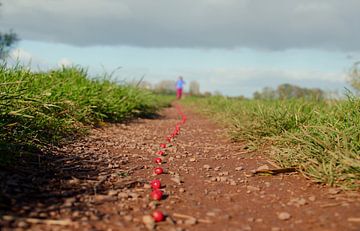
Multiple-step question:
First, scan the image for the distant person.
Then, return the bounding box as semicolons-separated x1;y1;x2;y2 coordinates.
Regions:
176;76;185;99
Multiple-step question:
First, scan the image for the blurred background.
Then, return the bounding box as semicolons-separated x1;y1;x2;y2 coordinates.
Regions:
1;0;360;98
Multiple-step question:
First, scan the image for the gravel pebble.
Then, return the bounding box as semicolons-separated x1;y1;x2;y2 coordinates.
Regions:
203;164;211;170
184;218;197;225
278;212;291;220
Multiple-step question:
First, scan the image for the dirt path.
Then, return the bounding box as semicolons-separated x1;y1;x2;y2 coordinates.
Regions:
1;104;360;231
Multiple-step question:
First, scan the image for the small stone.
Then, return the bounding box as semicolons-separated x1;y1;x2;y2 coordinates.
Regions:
288;198;306;207
206;212;216;217
256;165;270;171
129;193;139;199
308;196;316;201
148;201;157;210
108;190;118;196
177;220;184;225
68;177;80;185
64;198;76;206
171;176;183;185
124;215;133;222
94;195;113;202
247;217;255;222
144;184;151;189
189;158;196;162
184;218;197;225
328;188;342;195
240;224;252;231
235;166;243;171
171;228;184;231
271;227;281;231
142;215;155;230
179;188;186;193
214;166;221;171
255;218;263;223
203;165;211;170
246;186;260;191
278;212;291;220
17;221;29;228
348;217;360;223
220;177;228;182
118;192;128;199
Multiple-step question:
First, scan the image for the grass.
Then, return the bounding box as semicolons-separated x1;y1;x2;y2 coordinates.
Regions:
183;96;360;189
0;64;171;159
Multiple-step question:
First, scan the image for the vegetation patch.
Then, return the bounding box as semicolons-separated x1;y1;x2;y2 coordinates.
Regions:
0;65;170;160
184;95;360;189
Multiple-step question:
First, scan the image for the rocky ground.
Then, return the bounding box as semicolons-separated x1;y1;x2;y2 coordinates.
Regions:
1;104;360;231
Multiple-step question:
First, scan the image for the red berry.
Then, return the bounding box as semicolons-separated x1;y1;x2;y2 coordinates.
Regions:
150;179;161;189
156;150;165;156
166;136;172;142
152;210;165;222
150;189;163;201
154;157;162;164
182;117;186;123
154;167;164;175
160;143;166;148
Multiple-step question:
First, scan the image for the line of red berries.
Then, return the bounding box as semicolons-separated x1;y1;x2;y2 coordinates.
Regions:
149;104;187;222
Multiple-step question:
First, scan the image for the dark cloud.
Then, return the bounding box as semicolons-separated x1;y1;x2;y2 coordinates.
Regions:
1;0;359;51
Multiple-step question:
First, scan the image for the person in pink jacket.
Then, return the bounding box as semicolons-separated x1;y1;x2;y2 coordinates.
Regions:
176;76;185;99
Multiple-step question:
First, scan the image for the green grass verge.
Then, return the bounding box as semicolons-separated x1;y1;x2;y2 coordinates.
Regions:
0;64;171;157
183;96;360;189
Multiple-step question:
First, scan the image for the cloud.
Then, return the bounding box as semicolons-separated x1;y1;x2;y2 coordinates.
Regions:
0;0;359;51
8;48;72;71
57;58;73;67
9;48;33;63
8;48;48;69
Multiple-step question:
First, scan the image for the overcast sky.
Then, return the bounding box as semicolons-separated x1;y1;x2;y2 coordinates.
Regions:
1;0;359;96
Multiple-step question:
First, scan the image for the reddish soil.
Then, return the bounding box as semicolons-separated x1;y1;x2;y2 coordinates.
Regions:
1;104;360;231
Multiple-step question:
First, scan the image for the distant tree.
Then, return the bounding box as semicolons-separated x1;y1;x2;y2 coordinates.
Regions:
279;84;309;99
253;87;276;100
136;80;152;90
231;95;247;100
154;80;176;94
254;84;325;100
213;91;223;96
0;1;19;59
347;61;360;94
203;91;212;97
253;91;261;99
189;81;200;96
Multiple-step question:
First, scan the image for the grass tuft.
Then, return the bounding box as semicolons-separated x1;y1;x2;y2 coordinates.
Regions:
184;95;360;189
0;65;170;157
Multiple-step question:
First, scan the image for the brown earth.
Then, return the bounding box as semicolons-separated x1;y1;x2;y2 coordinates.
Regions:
1;104;360;231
